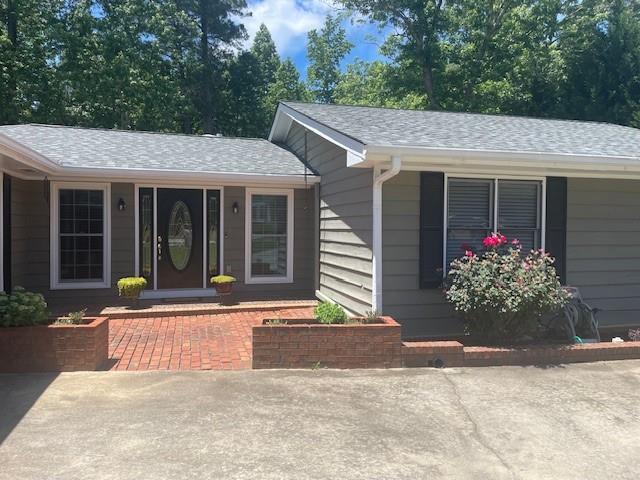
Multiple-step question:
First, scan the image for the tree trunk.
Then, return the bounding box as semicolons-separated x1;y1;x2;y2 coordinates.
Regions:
198;0;214;134
5;0;18;124
422;62;439;109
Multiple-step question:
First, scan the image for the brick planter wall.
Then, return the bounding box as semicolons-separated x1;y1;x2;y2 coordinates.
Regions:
0;317;109;373
252;317;402;369
463;342;640;367
401;341;464;368
401;339;640;367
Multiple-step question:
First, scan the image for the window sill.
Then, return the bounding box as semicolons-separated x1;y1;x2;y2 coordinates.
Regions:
246;276;293;285
51;281;110;290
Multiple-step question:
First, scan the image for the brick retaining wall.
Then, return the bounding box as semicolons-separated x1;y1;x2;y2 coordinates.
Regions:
401;339;640;367
252;317;402;369
0;317;109;372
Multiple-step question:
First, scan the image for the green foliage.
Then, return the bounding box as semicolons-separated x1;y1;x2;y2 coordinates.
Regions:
445;238;569;343
55;308;87;325
0;287;49;327
265;318;287;325
314;302;347;324
306;15;353;103
3;0;640;135
363;309;382;324
210;274;236;284
117;277;148;298
266;59;311;110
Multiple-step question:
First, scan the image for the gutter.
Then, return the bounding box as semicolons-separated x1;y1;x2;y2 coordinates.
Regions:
372;156;402;313
363;144;640;169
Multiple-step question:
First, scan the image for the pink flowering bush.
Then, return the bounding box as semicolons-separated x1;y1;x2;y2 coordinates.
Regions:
445;233;569;343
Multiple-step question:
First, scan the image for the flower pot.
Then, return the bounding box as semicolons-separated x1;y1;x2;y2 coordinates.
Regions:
214;282;234;296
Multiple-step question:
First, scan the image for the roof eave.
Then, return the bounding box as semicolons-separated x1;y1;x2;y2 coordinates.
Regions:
270;103;367;162
360;144;640;178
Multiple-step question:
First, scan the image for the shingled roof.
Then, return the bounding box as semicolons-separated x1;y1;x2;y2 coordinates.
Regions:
282;102;640;160
0;124;312;177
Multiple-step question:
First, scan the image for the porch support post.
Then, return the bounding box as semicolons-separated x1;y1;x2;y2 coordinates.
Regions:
372;156;402;313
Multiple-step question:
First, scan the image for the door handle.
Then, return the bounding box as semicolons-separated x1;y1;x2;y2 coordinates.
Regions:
157;235;162;260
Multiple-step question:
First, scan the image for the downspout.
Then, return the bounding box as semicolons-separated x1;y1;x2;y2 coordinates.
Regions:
372;156;402;313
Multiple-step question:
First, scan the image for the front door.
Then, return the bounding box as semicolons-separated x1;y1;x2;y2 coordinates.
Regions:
157;188;203;289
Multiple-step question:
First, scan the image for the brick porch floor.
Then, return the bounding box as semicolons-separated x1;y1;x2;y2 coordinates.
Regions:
107;307;315;371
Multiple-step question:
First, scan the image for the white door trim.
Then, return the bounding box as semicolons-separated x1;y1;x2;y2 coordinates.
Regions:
134;184;224;292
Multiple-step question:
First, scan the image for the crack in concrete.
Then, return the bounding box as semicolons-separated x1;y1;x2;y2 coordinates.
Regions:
442;371;518;480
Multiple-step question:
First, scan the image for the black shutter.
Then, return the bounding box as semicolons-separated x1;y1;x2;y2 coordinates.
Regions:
545;177;567;284
3;174;11;292
420;172;445;289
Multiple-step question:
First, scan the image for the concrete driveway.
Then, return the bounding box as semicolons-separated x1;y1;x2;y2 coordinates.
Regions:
1;362;639;480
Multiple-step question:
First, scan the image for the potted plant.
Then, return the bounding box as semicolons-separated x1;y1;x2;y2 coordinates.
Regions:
117;277;148;306
445;233;570;344
210;274;236;295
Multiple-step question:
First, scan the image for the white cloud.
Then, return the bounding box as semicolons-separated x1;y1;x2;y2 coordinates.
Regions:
243;0;336;56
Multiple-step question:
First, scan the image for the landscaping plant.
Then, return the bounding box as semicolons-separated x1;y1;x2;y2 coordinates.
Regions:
117;277;148;299
56;308;87;325
0;287;48;327
445;233;569;343
210;274;237;296
314;302;347;324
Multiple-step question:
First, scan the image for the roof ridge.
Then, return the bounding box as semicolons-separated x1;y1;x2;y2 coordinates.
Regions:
282;101;637;130
10;123;270;141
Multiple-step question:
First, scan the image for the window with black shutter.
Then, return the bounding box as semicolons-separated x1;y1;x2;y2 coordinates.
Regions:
420;175;548;289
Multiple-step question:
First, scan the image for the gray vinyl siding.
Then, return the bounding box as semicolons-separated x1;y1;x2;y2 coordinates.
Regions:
566;178;640;327
382;171;461;338
223;186;315;298
283;123;373;314
383;173;640;338
9;179;314;305
10;178;135;303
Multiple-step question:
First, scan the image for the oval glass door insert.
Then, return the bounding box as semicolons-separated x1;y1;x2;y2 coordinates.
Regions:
168;200;193;271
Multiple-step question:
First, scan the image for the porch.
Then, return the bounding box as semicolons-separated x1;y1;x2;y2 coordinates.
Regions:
102;301;317;371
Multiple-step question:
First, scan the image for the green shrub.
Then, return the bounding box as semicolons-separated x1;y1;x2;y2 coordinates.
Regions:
363;310;382;324
0;287;48;327
314;302;347;324
445;233;569;343
55;308;87;325
117;277;148;298
210;274;236;285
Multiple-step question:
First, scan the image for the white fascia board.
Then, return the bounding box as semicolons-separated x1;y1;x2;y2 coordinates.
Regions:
363;144;640;178
270;103;366;161
53;166;321;186
0;134;59;174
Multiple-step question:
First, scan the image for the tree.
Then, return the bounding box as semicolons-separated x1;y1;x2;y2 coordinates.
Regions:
306;15;353;103
339;0;449;108
267;58;310;106
251;23;280;91
334;60;426;108
225;50;263;136
558;0;640;125
0;0;63;124
157;0;248;133
55;0;182;130
442;0;565;115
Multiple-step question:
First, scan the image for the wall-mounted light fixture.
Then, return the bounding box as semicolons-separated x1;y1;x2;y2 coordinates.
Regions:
118;198;126;211
232;201;239;214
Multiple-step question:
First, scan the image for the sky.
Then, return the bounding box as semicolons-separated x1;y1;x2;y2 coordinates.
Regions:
242;0;388;78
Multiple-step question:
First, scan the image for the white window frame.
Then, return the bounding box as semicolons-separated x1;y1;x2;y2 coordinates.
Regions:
50;182;111;290
245;188;294;284
443;174;546;271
